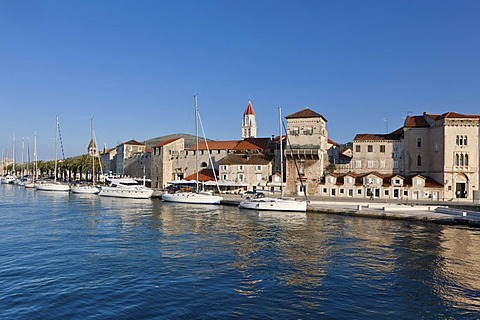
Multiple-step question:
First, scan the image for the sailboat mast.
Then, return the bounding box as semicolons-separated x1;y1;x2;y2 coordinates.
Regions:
194;95;199;193
54;115;58;182
91;117;95;185
279;107;284;199
33;131;38;182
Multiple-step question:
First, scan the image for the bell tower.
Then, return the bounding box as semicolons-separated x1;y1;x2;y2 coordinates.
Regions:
242;100;257;139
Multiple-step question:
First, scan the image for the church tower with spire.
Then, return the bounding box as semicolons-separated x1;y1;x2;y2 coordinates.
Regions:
242;100;257;139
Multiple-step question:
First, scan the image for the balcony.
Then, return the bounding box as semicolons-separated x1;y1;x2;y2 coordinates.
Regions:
285;145;321;159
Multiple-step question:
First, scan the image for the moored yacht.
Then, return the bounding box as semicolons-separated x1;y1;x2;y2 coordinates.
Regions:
98;178;153;199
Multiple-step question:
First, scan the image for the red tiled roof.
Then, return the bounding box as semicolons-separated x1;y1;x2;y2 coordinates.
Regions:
328;138;338;146
153;138;182;148
218;154;272;165
404;116;429;128
285;108;327;122
188;138;272;151
424;112;480;120
244;100;255;115
188;140;240;151
354;131;402;141
184;169;217;182
122;139;144;146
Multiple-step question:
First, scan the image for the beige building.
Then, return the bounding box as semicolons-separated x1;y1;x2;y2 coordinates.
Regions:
404;112;480;200
352;130;403;175
284;108;329;196
218;153;273;193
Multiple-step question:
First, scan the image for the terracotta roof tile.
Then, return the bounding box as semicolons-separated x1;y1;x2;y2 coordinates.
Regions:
218;154;272;165
153;138;182;148
184;169;217;182
354;131;402;141
285;108;327;122
122;139;144;146
404;116;429;128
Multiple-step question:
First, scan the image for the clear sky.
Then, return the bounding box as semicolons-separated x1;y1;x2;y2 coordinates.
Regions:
1;0;479;160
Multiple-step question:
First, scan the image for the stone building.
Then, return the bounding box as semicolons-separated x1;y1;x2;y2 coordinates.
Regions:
114;139;146;175
284;108;329;196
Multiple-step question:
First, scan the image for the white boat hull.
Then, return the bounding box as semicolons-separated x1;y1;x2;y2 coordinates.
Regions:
239;197;307;212
35;182;70;192
99;186;153;199
161;192;223;204
71;185;100;194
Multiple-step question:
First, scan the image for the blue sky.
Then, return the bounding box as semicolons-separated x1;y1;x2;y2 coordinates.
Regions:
1;1;479;160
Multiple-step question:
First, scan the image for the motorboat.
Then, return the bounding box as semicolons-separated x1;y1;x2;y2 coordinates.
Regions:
1;175;16;184
98;178;153;199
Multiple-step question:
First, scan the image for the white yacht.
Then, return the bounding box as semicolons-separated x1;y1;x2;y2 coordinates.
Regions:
162;190;222;204
99;178;153;199
238;192;307;212
35;180;71;192
71;182;100;194
1;175;16;184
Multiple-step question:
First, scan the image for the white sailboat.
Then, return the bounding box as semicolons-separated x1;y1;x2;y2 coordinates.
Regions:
239;107;307;212
71;118;101;194
24;132;38;188
35;116;70;192
161;95;223;205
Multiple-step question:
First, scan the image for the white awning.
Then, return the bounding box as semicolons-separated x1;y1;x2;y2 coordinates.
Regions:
167;179;197;185
204;181;249;187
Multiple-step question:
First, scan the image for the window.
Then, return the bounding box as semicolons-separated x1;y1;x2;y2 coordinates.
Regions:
221;165;229;170
222;174;228;180
380;160;386;168
380;145;386;153
393;161;399;168
455;153;460;166
304;127;313;135
460;154;464;166
394;179;401;184
368;145;373;152
385;190;389;196
237;174;245;182
256;165;262;171
367;160;373;168
357;189;362;195
464;136;468;145
465;154;469;166
238;165;244;171
355;160;362;168
328;177;334;183
201;162;208;168
291;127;300;136
323;188;327;193
340;189;344;194
355;145;361;152
417;138;422;148
456;135;468;146
417;155;422;166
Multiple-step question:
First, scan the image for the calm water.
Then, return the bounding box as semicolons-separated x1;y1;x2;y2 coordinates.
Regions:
1;185;479;319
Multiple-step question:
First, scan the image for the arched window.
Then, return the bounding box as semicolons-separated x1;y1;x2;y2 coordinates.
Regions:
456;135;460;145
455;154;460;166
465;154;469;166
417;155;422;166
464;136;468;146
460;154;464;166
417;138;422;148
200;162;208;168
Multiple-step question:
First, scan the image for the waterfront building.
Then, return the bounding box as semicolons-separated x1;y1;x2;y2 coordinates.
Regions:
284;108;329;196
114;139;147;175
150;138;185;189
217;153;273;193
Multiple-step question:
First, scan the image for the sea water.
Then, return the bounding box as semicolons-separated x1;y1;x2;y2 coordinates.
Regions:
1;184;479;319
